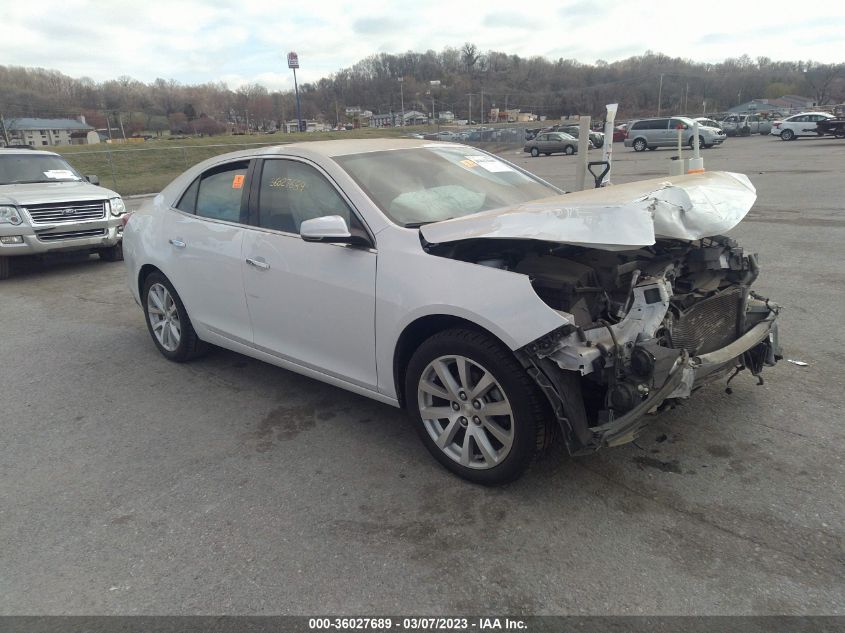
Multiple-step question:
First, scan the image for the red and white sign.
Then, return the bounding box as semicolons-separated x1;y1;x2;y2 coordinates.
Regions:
287;52;299;69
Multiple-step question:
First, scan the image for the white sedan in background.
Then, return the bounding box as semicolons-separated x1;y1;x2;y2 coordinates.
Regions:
771;112;834;140
123;139;780;484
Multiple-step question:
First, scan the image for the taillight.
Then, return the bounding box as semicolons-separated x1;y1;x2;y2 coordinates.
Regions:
624;130;629;139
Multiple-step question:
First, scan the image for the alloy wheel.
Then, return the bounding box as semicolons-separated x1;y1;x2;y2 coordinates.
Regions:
417;355;514;470
147;282;181;352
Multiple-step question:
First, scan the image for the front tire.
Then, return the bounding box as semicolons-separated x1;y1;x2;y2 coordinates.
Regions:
781;129;795;141
405;328;551;485
564;145;575;155
142;272;207;362
530;147;540;157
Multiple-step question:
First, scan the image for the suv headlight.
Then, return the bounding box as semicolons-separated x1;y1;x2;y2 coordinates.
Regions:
108;197;126;217
0;205;22;225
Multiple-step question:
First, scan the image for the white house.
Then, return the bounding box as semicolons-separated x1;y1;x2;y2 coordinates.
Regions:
5;116;95;146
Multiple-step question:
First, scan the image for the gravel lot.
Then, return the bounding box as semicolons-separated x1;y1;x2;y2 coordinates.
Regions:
1;134;843;615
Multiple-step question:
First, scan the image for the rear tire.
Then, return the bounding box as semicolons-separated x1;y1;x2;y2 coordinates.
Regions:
781;129;795;141
633;138;647;152
142;272;207;362
405;328;551;485
0;256;9;280
98;243;123;262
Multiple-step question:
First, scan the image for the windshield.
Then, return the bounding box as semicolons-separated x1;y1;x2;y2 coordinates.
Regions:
0;154;82;185
335;146;560;227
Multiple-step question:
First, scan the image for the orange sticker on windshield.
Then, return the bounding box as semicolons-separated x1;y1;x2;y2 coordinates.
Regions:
460;159;478;168
232;175;245;189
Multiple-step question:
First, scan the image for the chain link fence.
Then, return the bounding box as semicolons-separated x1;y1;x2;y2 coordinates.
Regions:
58;124;579;197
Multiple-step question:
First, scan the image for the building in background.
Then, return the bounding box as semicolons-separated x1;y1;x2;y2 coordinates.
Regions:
728;95;816;115
5;116;95;146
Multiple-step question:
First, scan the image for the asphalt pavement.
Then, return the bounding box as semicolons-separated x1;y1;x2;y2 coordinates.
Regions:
1;134;842;615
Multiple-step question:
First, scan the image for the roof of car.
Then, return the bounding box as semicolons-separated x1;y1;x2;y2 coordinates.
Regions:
257;138;441;158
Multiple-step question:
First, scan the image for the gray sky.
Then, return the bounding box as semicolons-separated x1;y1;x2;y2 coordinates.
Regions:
1;0;843;90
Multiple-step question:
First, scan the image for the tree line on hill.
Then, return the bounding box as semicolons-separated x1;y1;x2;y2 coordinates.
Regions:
1;47;842;136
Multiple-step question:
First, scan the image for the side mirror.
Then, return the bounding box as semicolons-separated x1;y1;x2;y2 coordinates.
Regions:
85;175;100;185
300;215;353;243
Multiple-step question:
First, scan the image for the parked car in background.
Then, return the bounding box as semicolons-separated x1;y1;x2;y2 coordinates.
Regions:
771;112;835;140
624;117;726;151
557;125;604;148
613;125;628;142
0;149;127;279
523;132;580;156
720;114;772;136
123;139;781;484
694;117;723;132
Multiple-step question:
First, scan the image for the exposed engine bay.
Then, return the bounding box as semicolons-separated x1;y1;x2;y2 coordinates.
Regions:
426;235;782;452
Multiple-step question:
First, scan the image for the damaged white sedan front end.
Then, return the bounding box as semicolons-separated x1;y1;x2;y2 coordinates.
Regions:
421;170;781;455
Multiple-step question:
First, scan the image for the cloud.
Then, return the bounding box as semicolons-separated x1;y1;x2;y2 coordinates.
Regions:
0;0;842;95
352;17;401;34
482;13;534;29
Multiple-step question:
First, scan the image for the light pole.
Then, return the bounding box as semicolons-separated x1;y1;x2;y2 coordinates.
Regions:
288;51;303;132
657;73;664;117
429;80;440;126
399;78;405;127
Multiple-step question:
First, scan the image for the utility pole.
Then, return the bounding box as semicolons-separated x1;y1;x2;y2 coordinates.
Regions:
480;89;484;124
657;73;664;117
467;93;472;123
399;78;405;127
685;82;689;113
0;112;10;145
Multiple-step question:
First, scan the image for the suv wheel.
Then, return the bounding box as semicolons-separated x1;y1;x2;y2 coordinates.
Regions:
564;145;575;155
98;243;123;262
142;272;207;362
781;129;795;141
632;138;647;152
530;147;540;157
405;328;551;485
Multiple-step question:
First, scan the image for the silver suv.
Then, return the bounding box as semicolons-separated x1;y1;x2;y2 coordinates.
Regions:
0;149;127;279
624;117;727;151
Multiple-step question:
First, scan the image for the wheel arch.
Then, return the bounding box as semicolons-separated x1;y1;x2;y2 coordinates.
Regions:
138;263;164;299
392;314;512;409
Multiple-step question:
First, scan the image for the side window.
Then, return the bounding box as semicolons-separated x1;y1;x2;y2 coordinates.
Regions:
653;119;670;129
176;177;199;213
631;121;643;130
195;161;249;223
257;159;354;235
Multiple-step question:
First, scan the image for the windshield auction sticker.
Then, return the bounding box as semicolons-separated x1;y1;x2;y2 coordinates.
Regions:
464;155;514;173
43;170;78;180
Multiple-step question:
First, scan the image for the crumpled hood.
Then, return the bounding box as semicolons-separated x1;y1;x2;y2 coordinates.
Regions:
419;171;756;250
0;181;118;207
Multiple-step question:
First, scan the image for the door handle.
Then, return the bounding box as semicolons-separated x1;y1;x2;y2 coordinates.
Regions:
169;239;186;248
246;257;270;270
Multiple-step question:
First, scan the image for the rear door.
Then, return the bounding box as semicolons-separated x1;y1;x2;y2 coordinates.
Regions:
241;157;378;389
162;159;253;344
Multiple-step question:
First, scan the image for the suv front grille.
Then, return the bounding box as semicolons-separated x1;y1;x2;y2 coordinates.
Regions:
25;200;106;224
37;228;106;242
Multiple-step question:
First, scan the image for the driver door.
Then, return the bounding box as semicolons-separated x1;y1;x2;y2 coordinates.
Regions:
240;158;378;389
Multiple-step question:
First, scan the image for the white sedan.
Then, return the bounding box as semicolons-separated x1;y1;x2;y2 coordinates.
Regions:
771;111;834;140
124;139;781;484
